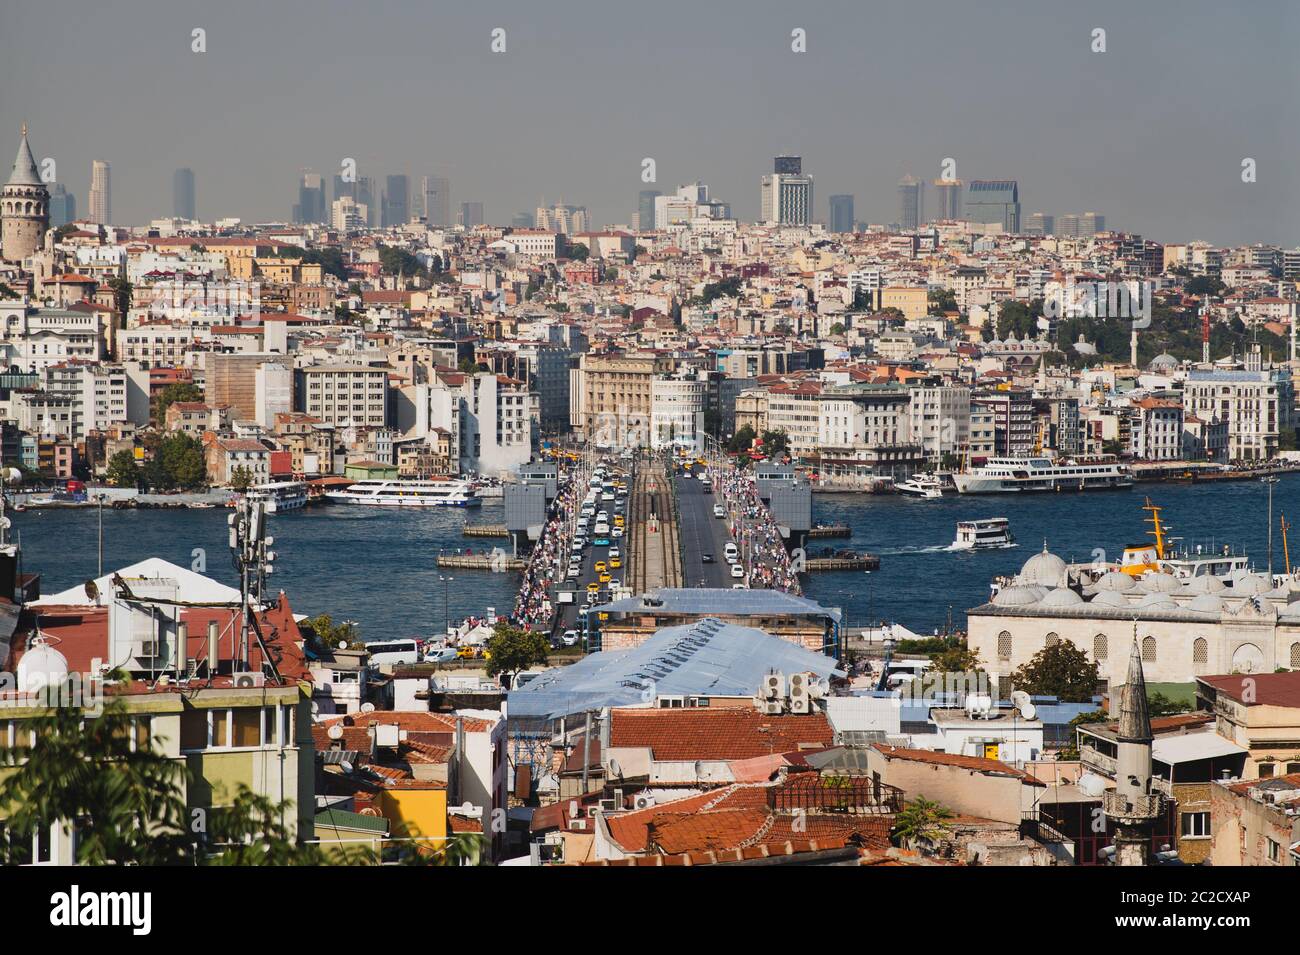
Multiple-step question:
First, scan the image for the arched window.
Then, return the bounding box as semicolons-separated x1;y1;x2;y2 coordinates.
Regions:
1291;642;1300;669
1193;638;1208;669
1046;632;1059;648
1142;636;1157;662
998;631;1012;661
1093;634;1108;661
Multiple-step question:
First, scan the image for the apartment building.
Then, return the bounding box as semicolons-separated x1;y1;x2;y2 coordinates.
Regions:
43;361;131;440
0;300;105;372
973;389;1034;456
575;352;673;446
650;374;706;450
908;384;970;464
294;364;390;429
1183;345;1294;461
1130;397;1184;461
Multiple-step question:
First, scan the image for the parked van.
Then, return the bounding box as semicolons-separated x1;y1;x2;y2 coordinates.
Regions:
366;639;422;666
724;542;739;561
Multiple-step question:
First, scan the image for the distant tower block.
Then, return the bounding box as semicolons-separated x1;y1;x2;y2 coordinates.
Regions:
1;124;49;263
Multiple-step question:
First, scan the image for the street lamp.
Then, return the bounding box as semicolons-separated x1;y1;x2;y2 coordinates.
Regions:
1264;475;1280;579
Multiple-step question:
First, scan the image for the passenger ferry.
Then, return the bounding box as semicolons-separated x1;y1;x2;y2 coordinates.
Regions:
326;479;481;507
951;517;1015;551
246;481;309;513
894;473;945;499
1114;499;1250;580
952;456;1132;494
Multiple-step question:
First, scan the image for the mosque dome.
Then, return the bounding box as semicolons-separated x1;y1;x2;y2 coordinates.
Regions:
1090;590;1133;608
992;584;1048;607
1019;545;1067;587
1038;587;1084;609
1095;571;1136;593
1189;593;1225;614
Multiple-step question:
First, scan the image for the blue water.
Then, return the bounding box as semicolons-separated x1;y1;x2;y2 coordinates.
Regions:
15;477;1300;638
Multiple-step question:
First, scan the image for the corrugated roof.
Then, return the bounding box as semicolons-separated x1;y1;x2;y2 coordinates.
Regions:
507;617;842;721
595;588;841;625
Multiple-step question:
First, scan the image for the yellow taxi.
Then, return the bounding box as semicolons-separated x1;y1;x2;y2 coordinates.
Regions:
587;582;600;594
614;515;625;527
594;560;607;573
609;558;621;569
599;572;612;584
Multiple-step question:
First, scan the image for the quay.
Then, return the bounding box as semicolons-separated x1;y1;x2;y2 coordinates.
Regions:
805;555;880;572
462;523;510;538
437;554;527;571
807;524;851;539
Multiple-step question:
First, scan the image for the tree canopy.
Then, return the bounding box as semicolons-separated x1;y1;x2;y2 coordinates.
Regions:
1010;641;1099;703
485;621;549;681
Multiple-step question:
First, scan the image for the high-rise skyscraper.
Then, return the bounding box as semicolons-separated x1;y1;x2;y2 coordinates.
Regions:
637;189;661;231
828;194;854;233
48;183;76;228
964;180;1020;233
293;171;326;224
333;173;355;202
773;155;802;176
1025;212;1054;235
382;175;409;227
420;176;450;226
760;156;813;226
2;125;49;262
897;175;922;231
355;177;376;227
932;178;962;221
458;201;484;228
89;159;111;225
173;167;196;220
512;211;534;229
1080;212;1105;236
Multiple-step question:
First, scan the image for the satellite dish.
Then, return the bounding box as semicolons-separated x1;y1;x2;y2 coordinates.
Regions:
360;702;375;713
1020;702;1037;720
337;640;348;650
340;761;354;774
607;758;622;779
327;724;344;740
84;579;100;602
459;801;475;813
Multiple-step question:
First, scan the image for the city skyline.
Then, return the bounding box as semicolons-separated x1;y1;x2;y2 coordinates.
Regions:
1;0;1296;245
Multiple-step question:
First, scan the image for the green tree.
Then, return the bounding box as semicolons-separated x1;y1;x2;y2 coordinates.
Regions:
996;300;1038;340
153;381;204;425
892;796;954;850
566;242;590;262
829;322;846;336
728;425;756;454
760;429;790;457
1011;641;1099;703
378;245;428;281
301;613;359;651
931;642;982;674
1148;690;1189;717
928;288;958;312
484;622;549;682
106;449;139;487
158;432;206;489
106;275;132;328
0;692;192;865
229;465;254;492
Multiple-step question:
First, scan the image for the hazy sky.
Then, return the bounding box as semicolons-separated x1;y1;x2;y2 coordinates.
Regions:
2;0;1297;245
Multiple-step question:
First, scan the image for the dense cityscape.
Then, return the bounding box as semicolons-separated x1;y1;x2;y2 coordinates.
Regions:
0;3;1294;932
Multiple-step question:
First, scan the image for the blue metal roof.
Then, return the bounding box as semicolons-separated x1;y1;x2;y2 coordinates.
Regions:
593;588;842;625
508;618;843;721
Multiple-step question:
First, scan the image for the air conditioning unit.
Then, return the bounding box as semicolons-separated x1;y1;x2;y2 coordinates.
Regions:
633;794;656;811
135;638;160;660
763;700;785;715
571;818;587;831
763;671;786;700
789;672;811;714
598;798;617;812
232;671;265;688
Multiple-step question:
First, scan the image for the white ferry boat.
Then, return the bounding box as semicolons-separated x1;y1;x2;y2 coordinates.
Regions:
951;517;1015;551
952;456;1132;494
894;473;945;499
247;481;308;513
326;479;481;507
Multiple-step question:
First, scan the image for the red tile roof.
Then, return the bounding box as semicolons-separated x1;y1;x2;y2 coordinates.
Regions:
608;708;834;762
1200;672;1300;709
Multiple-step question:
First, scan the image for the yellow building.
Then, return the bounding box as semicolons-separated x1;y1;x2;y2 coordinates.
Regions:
880;286;928;320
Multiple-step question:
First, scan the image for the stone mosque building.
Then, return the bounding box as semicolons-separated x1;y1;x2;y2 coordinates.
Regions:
1;124;50;263
968;545;1300;694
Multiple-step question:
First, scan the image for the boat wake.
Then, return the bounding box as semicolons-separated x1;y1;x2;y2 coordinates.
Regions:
943;542;1020;553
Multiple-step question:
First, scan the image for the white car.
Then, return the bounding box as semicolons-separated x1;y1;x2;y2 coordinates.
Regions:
730;563;745;579
724;543;739;562
567;566;581;579
713;504;725;518
561;630;580;647
608;546;621;560
611;527;625;539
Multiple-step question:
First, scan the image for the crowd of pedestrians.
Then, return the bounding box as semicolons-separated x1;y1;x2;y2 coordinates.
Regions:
511;461;584;630
709;466;802;594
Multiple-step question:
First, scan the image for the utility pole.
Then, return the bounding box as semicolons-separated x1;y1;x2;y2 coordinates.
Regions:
1264;475;1279;578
